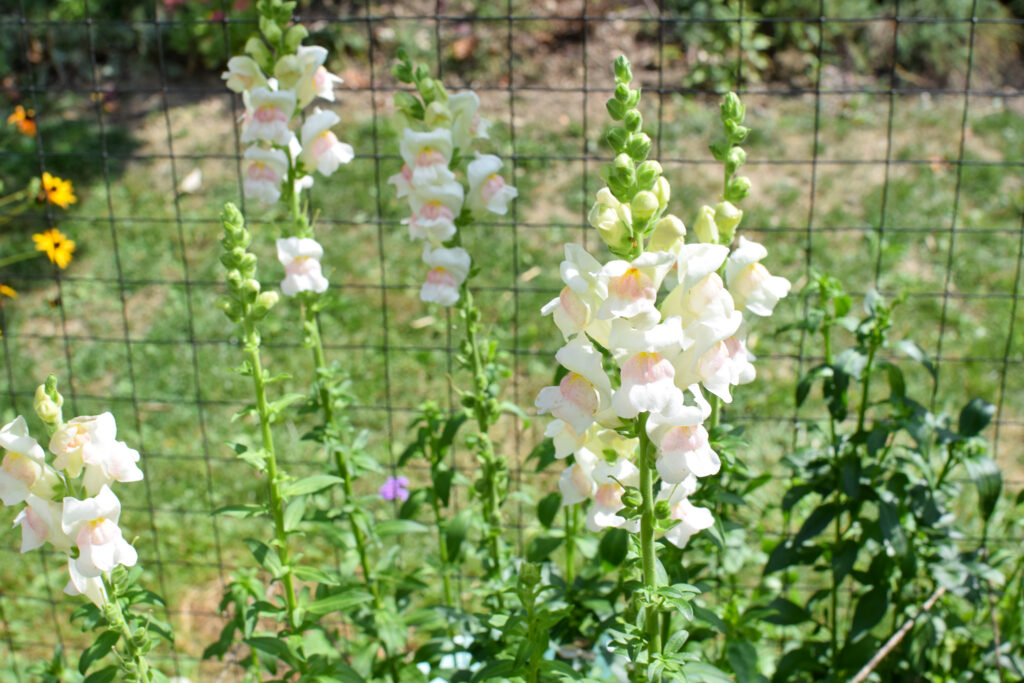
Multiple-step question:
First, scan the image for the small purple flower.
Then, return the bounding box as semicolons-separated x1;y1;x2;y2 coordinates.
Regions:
379;475;410;502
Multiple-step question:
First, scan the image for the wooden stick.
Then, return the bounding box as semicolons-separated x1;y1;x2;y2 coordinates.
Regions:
850;587;947;683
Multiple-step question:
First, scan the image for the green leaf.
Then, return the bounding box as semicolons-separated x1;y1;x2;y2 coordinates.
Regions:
537;492;562;529
682;661;733;682
244;538;284;577
281;475;345;497
283;496;307;532
894;339;936;378
528;438;557;473
213;504;266;518
848;586;888;642
376;519;429;537
726;639;759;683
599;528;629;567
796;364;832;407
795;502;839;546
79;630;119;674
445;508;473;563
83;667;118;683
958;398;996;437
246;636;296;664
306;590;374;616
527;535;563;562
763;597;813;626
964;453;1002;522
292;565;339;585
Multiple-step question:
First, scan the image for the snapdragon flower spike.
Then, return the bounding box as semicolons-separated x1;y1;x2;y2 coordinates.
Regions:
725;236;792;317
535;337;614;435
399;128;456;187
241;87;297;147
405;181;464;244
277;237;329;296
420;245;471;306
62;485;138;578
467;153;518;216
609;317;690;419
0;417;57;506
243;146;289;205
300;108;354;177
659;478;715;549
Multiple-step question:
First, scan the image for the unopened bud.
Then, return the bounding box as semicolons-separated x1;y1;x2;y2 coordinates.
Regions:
624;109;642;133
725;175;752;203
626;133;651;162
714;201;743;246
253;291;279;318
613;55;633;84
654;500;672;520
693;205;719;244
33;382;63;428
726;146;746;173
520;562;541;587
635;160;662;190
631;191;659;220
720;92;744;124
620;489;642;509
654;176;671;208
647;214;686;253
424;101;452;128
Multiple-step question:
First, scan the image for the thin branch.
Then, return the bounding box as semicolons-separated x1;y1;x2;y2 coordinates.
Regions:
850;586;947;683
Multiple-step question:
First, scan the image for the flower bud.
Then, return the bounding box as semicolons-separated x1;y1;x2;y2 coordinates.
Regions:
241;278;261;304
519;562;541;588
635;160;662;190
654;500;672;520
33;382;63;428
647;214;686;253
614;55;633;84
693;205;719;244
614;83;630;103
726;146;747;173
244;37;272;72
620;488;642;509
424;101;452;129
588;188;633;253
714;201;743;246
631;191;659;221
626;133;651;162
720;92;744;124
624;109;642;133
253;291;279;318
654;176;671;208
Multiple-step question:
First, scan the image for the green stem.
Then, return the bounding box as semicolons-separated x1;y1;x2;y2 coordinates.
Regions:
564;505;577;586
243;325;301;635
0;250;41;270
822;323;843;670
431;491;455;610
637;413;662;664
104;575;152;683
855;345;877;436
0;190;28;209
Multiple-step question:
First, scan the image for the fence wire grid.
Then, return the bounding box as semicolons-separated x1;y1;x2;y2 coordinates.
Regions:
0;0;1022;678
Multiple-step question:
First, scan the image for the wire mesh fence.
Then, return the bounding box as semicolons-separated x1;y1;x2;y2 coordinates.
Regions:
0;0;1022;678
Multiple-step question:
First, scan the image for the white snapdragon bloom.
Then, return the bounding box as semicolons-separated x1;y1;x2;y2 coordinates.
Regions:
399;128;456;187
649;416;720;484
241;87;297;147
275;45;329;108
0;416;57;506
725;237;791;316
299;108;354;177
65;559;107;608
420;245;471;306
14;494;72;553
405;181;464;244
310;64;344;103
586;458;640;532
82;440;144;496
609;317;690;419
387;164;415;199
222;56;268;94
49;413;117;478
466;154;517;216
724;335;756;386
277;237;329;296
535;337;614;435
659;478;714;549
62;485;138;578
558;447;598;505
243;146;289;206
542;244;612;342
545;419;593;459
449;91;490;150
598;251;676;325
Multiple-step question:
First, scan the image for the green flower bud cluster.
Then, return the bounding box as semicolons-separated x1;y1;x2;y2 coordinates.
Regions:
594;55;675;258
33;374;63;433
691;92;753;247
218;203;278;326
391;48;450;126
245;0;308;75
